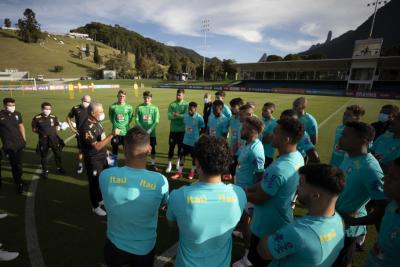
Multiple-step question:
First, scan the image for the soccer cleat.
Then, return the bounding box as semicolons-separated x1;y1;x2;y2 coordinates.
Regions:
0;250;19;261
57;167;66;174
92;207;107;216
188;171;195;180
77;164;84;174
170;172;182;180
165;163;172;173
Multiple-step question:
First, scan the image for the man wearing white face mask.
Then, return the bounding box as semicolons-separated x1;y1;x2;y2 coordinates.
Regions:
67;95;91;174
371;104;399;141
32;102;65;179
0;98;27;194
80;102;120;216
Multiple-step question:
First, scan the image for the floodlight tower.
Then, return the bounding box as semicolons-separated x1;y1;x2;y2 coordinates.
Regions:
367;0;389;38
201;19;210;81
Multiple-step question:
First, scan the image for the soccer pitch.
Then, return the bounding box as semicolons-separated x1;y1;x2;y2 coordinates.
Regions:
0;87;397;267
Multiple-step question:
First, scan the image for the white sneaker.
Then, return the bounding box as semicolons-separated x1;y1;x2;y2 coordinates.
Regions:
232;255;252;267
232;231;244;240
165;163;172;173
92;207;107;216
0;250;19;261
0;213;7;219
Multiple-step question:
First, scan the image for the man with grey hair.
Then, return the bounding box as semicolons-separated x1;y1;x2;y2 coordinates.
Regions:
81;102;120;216
67;94;91;174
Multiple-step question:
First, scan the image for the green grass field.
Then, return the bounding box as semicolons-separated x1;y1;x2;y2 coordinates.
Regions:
0;87;397;267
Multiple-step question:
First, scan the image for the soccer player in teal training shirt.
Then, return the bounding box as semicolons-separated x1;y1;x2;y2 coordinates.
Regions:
171;101;205;180
244;118;305;267
293;97;318;145
260;102;277;168
330;105;365;168
167;135;246;267
257;164;345;267
333;121;388;267
365;157;400;267
215;90;232;119
371;114;400;171
207;100;229;138
228;97;244;177
99;127;169;266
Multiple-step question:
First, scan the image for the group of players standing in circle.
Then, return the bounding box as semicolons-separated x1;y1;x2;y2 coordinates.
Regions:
0;89;399;266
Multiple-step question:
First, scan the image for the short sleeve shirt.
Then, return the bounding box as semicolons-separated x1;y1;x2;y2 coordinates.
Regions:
67;105;88;131
261;117;277;158
251;151;305;238
208;114;229;137
268;213;345;267
80;119;107;159
0;110;25;150
298;112;318;137
372;132;400;166
183;113;205;147
99;166;169;255
166;182;246;267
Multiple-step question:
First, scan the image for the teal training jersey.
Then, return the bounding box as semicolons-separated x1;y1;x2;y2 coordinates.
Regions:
336;153;385;237
261;117;277;158
166;182;246;267
99;166;169;255
298;112;318;137
109;102;134;136
268;213;345;267
222;104;232;119
297;131;315;157
372;132;400;166
168;100;189;132
365;201;400;267
208;114;229;137
183;113;205;147
229;115;241;148
135;103;160;137
330;125;346;167
235;139;265;190
251;151;305;238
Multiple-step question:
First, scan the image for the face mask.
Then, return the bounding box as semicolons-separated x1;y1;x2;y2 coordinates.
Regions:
6;106;15;113
97;113;105;122
43;109;51;116
204;98;209;104
82;102;90;108
378;113;389;123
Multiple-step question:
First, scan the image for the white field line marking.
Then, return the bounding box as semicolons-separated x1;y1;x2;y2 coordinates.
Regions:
318;98;353;129
154;242;179;267
25;120;110;267
153;98;355;267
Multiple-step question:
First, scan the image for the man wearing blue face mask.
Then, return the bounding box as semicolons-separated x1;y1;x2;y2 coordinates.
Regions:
31;102;65;179
0;98;26;194
371;105;399;141
81;102;120;216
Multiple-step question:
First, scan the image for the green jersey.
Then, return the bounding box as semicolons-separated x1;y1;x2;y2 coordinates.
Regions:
109;102;134;136
167;100;189;132
135;103;160;137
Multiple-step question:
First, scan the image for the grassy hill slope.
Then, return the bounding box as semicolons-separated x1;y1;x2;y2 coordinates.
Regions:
0;29;135;79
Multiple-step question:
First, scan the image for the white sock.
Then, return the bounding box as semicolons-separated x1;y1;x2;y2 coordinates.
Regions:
168;161;172;166
176;159;180;166
78;162;83;167
191;166;196;171
178;166;183;173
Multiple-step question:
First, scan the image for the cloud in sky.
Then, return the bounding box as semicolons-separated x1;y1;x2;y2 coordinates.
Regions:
0;0;375;60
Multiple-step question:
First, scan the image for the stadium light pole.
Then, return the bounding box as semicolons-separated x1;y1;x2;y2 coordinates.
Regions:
201;19;210;81
367;0;389;38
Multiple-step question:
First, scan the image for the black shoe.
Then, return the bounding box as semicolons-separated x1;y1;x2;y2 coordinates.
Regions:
41;171;49;180
17;183;27;194
57;167;66;174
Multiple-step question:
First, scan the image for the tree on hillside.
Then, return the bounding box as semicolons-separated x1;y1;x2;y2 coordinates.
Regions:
4;18;11;28
85;44;90;57
206;57;224;81
222;59;237;80
17;8;42;43
168;56;182;78
105;54;133;78
284;54;303;61
266;55;283;61
93;45;103;65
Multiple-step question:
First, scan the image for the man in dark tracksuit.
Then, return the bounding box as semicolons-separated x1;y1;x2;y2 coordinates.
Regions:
31;102;65;179
0;98;27;194
80;102;120;216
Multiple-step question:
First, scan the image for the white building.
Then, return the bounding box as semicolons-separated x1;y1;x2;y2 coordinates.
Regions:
66;32;92;40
